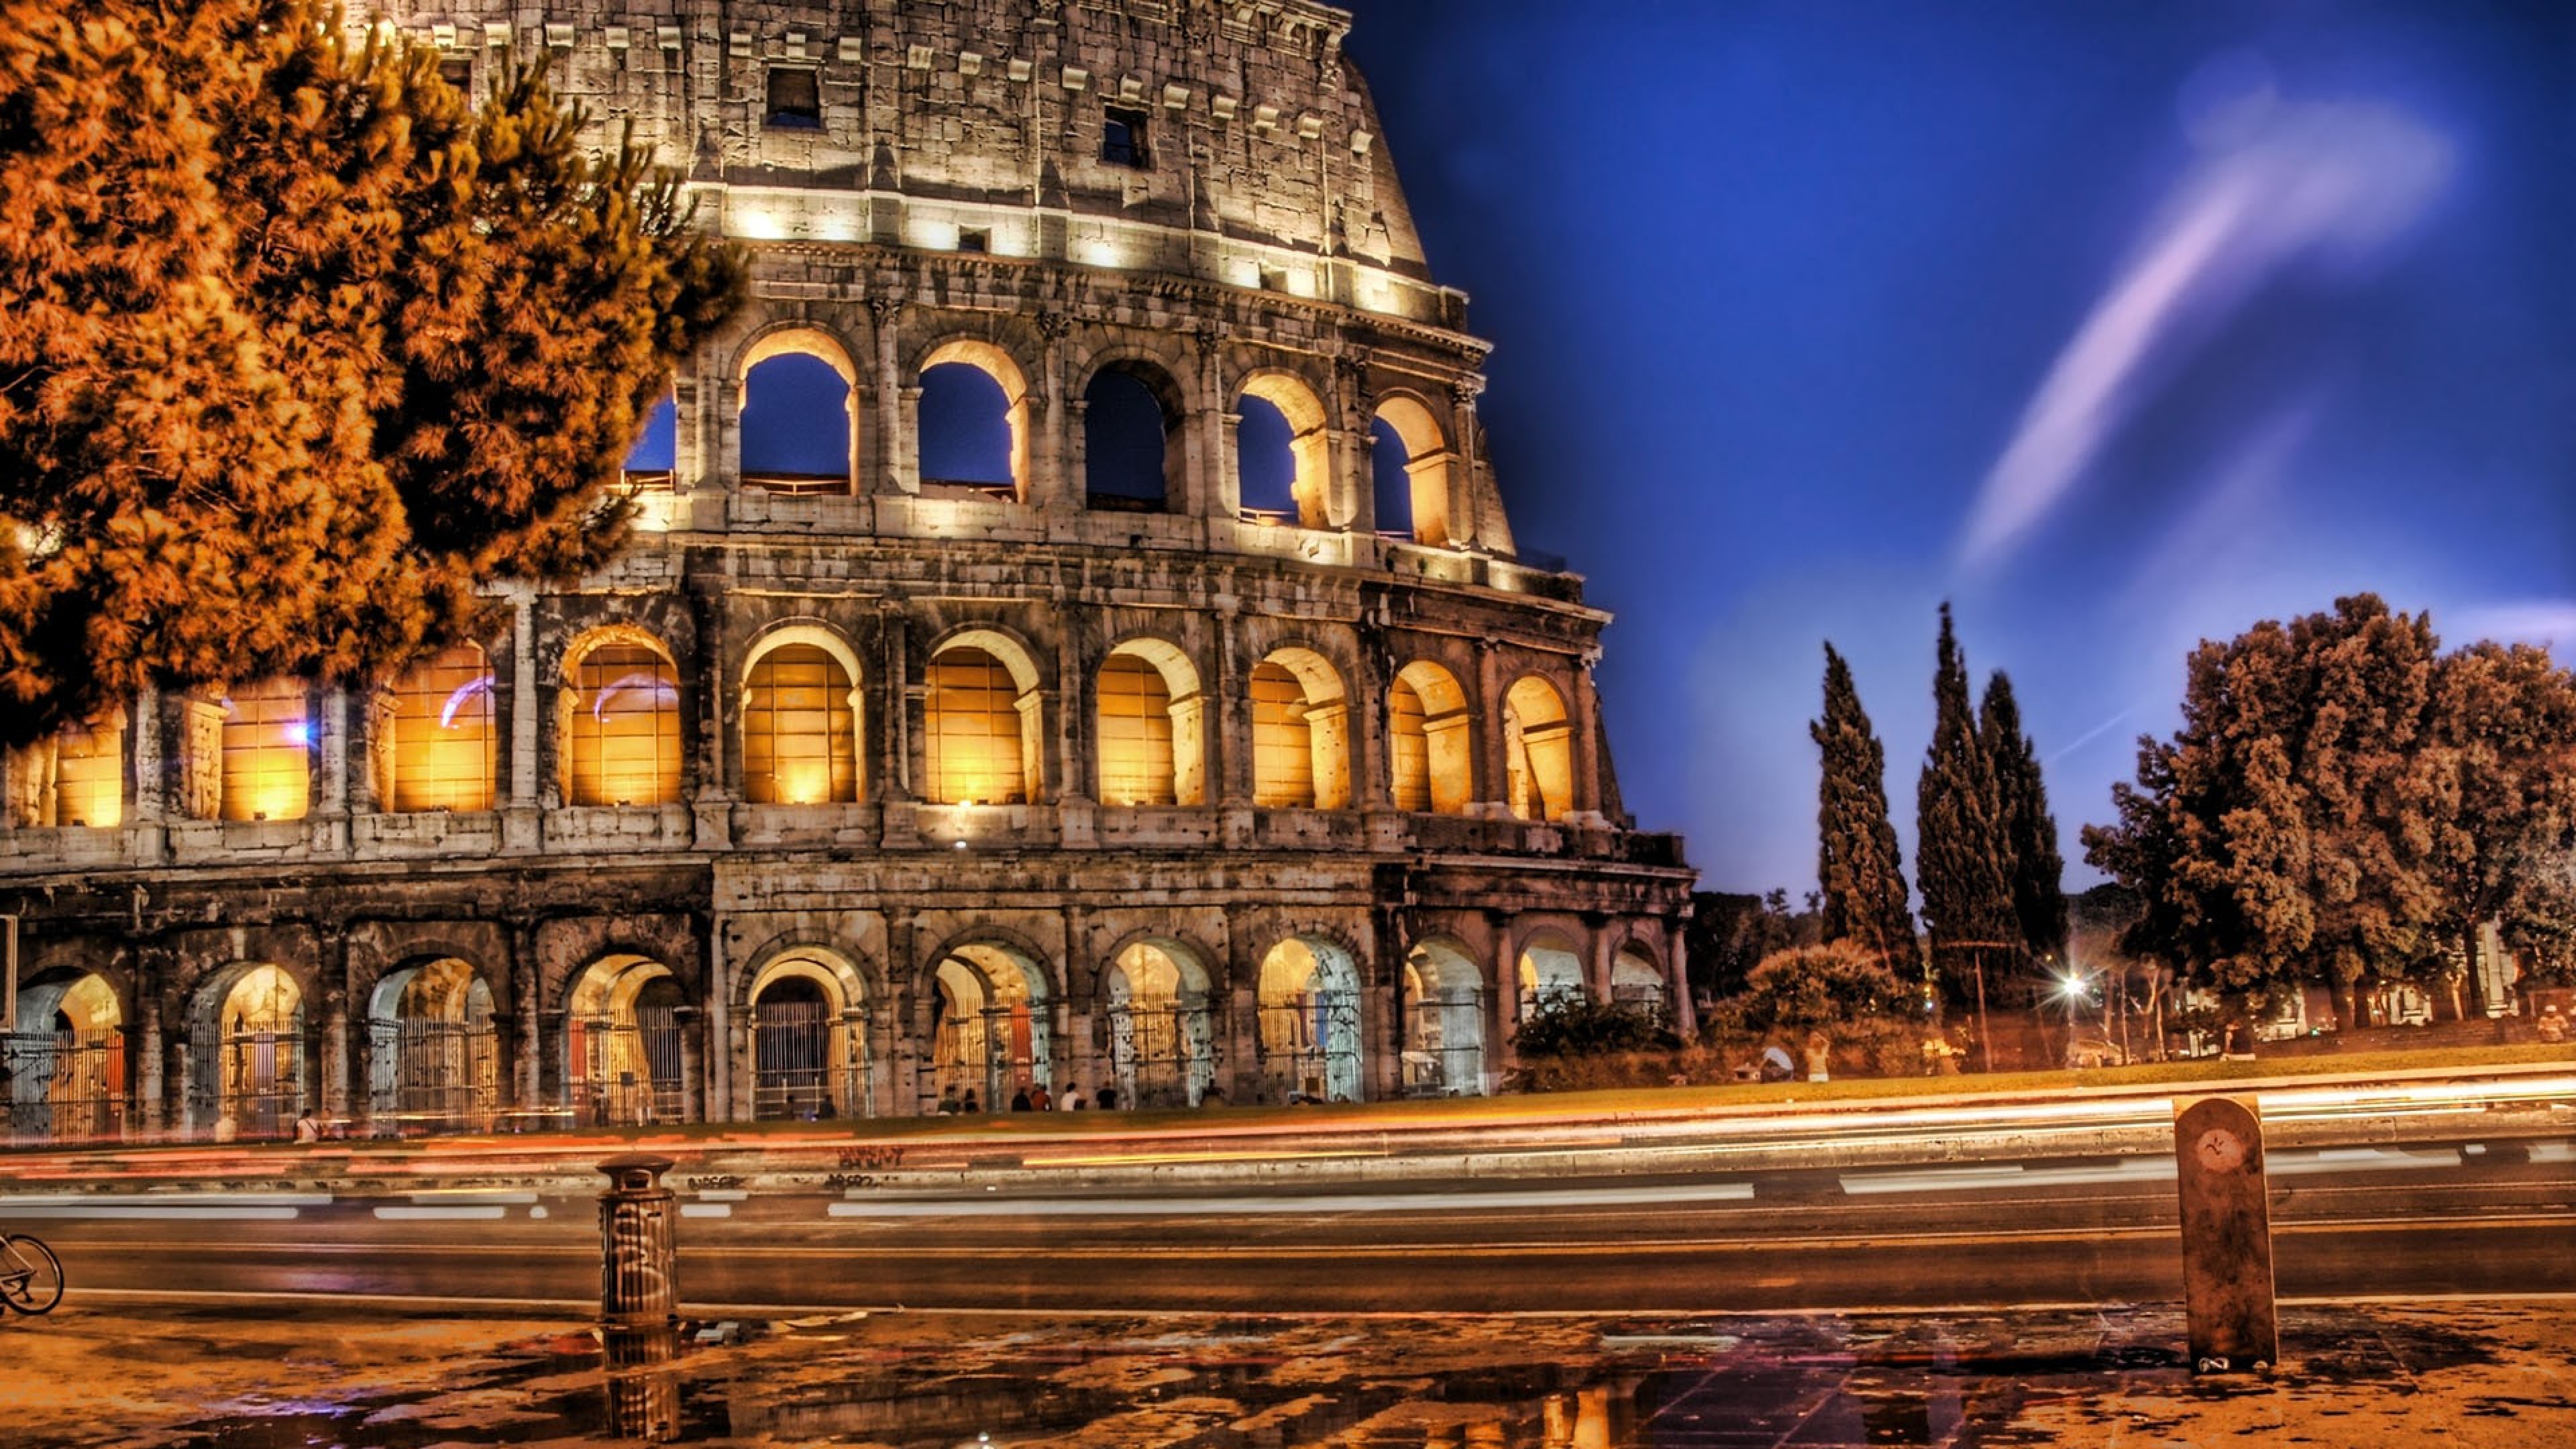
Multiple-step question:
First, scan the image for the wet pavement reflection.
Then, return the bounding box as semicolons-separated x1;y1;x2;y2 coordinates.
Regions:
74;1303;2520;1449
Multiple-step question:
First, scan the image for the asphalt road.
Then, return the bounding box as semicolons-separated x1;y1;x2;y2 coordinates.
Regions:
12;1137;2573;1315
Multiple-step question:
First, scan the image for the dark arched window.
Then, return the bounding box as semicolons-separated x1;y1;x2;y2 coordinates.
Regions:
741;354;851;492
919;363;1016;488
1370;417;1413;539
1236;396;1297;517
1084;368;1177;512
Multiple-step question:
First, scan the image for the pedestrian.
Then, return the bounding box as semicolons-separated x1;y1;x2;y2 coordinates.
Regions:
1010;1087;1032;1112
961;1089;979;1114
293;1109;321;1144
1093;1084;1118;1111
1061;1083;1087;1111
1028;1083;1052;1111
937;1084;961;1115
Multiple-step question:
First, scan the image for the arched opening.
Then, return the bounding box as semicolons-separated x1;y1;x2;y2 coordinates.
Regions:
1517;936;1587;1021
1255;937;1362;1104
1503;676;1575;822
740;332;857;495
747;951;871;1120
7;710;125;829
566;955;687;1126
1402;940;1487;1097
1083;362;1183;513
1612;945;1668;1014
365;957;498;1134
1250;648;1351;810
928;945;1051;1112
7;969;124;1142
1389;661;1474;814
221;679;310;822
563;631;682;808
1372;395;1454;546
1102;941;1216;1108
622;390;678;490
1097;640;1205;808
925;637;1038;805
918;339;1031;500
1236;374;1328;527
191;963;305;1140
742;637;861;805
389;644;497;813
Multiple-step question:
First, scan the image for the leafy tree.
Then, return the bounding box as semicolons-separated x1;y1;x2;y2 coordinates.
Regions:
1510;994;1678;1060
1915;605;2017;1029
1736;941;1914;1034
1980;672;2068;967
2422;642;2576;1001
1812;642;1917;969
2083;596;2455;1030
0;0;742;747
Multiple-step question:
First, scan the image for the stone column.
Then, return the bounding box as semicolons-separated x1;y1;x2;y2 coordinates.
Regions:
1189;324;1229;523
1222;905;1261;1104
1572;649;1607;820
688;574;733;850
318;986;351;1122
676;1006;706;1124
884;909;922;1114
510;920;543;1112
869;298;909;494
1031;309;1071;511
1473;638;1506;817
137;992;166;1136
504;590;543;852
702;916;734;1122
1351;621;1392;812
131;683;168;861
1332;354;1373;535
1449;378;1485;549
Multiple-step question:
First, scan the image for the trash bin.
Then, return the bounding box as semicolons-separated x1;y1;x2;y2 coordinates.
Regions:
597;1154;678;1324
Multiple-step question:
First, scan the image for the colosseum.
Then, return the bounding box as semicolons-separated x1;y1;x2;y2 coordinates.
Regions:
0;0;1695;1140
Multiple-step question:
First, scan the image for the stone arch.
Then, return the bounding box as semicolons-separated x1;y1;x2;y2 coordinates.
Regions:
8;706;127;829
924;626;1046;805
1097;635;1207;808
1515;926;1588;1014
386;642;498;814
559;625;683;808
1503;674;1575;822
1371;391;1455;545
1611;940;1668;1012
737;324;861;494
1401;935;1487;1097
187;961;311;1140
740;622;866;806
1252;934;1364;1104
1097;936;1218;1109
741;944;874;1119
564;953;690;1126
923;937;1055;1112
1390;659;1474;814
916;336;1033;500
363;955;501;1132
1234;369;1331;527
1250;645;1352;810
1079;353;1188;513
7;964;129;1142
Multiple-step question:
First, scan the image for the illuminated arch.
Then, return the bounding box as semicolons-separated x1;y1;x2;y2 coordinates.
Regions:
1516;930;1587;1016
1097;637;1206;807
739;326;860;494
1100;938;1217;1108
744;946;872;1120
9;967;126;1141
565;953;688;1126
1612;943;1668;1012
1389;659;1473;814
1250;646;1352;810
1402;937;1487;1097
741;625;864;806
918;337;1032;500
190;962;308;1139
388;644;497;813
926;941;1053;1112
1371;393;1454;545
924;629;1043;805
364;957;499;1132
1236;371;1330;527
1254;936;1362;1104
1503;674;1574;822
560;627;682;808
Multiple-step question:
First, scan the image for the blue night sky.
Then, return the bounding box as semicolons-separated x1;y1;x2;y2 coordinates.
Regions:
1341;1;2575;899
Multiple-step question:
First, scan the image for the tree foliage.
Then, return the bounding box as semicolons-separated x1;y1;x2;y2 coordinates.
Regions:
1812;642;1917;969
1915;604;2019;1003
1982;672;2068;965
0;0;743;747
2082;595;2576;1018
1509;993;1678;1060
1735;941;1915;1035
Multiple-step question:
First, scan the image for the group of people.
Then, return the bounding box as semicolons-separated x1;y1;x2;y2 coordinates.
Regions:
936;1081;1120;1115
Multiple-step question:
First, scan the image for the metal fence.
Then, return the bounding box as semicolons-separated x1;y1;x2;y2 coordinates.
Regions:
3;1028;126;1144
570;1008;685;1127
191;1026;311;1140
1402;989;1487;1097
751;1002;871;1120
366;1018;501;1134
1254;989;1361;1104
1106;996;1215;1108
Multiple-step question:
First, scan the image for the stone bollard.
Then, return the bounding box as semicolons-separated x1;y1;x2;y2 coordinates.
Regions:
598;1154;679;1326
2174;1095;2278;1374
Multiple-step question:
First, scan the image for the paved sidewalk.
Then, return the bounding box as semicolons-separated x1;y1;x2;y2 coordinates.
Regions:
7;1295;2573;1446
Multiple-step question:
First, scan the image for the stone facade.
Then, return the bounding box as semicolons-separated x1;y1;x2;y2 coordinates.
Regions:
0;0;1695;1141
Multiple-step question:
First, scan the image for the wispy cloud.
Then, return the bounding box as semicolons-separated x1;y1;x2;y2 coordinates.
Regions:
2448;601;2576;649
1958;78;2452;574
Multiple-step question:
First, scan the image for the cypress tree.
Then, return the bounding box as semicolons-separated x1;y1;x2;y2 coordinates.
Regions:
1916;604;2016;1057
1811;643;1917;969
1980;671;2068;969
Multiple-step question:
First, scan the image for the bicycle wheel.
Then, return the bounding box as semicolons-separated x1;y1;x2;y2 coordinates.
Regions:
0;1234;64;1314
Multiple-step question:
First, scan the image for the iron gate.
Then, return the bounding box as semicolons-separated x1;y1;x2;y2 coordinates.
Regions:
571;1008;684;1126
751;1002;869;1119
1255;989;1360;1104
1107;995;1214;1108
1403;988;1486;1097
367;1018;500;1134
191;1025;311;1139
2;1028;125;1144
